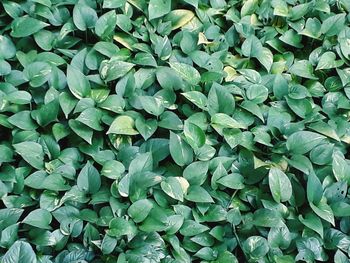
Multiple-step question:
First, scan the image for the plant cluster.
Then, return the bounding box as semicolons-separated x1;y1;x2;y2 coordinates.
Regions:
1;0;350;262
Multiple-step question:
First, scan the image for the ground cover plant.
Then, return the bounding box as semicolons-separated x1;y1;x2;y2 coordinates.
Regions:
1;0;350;262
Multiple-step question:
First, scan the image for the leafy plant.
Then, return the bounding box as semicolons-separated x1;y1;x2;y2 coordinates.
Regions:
0;0;350;262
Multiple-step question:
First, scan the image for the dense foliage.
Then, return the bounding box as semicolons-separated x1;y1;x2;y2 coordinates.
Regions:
1;0;350;262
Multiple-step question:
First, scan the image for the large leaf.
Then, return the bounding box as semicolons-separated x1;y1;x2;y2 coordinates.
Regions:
2;241;37;263
67;65;91;99
11;16;48;37
22;209;52;229
169;131;193;166
107;115;139;135
77;161;101;194
286;131;326;154
169;62;201;85
268;168;292;203
13;142;44;169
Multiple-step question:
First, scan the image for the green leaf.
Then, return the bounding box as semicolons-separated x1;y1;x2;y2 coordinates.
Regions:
22;209;52;229
67;65;91;99
98;95;125;113
169;61;201;85
161;177;189;202
135;118;157;140
217;173;245;190
242;35;262;58
332;151;350;183
310;198;335;226
243;236;269;260
286;131;326;154
211;113;247;129
148;0;171;20
128;199;153;223
77;161;101;194
208;83;235;115
101;234;117;255
289;60;318;79
0;145;13;163
107;115;139;135
185;185;214;203
299;212;324;238
2;0;350;260
169;131;193;166
253;208;285;228
103;0;126;8
69;119;93;144
316;52;344;70
184;121;205;148
95;10;117;39
0;35;16;59
13;141;44;169
211;162;227;190
179;220;209;236
164;9;195;30
246;84;268;103
76;108;103;131
99;58;134;82
8;111;38;130
0;60;11;76
241;35;273;71
101;160;125;180
2;241;37;263
31;100;59;127
307;172;323;204
269;168;292;203
11;16;48;37
300;18;322;39
107;217;137;238
181;91;207;110
73;4;98;31
183;161;209;185
129;152;153;175
139;96;165;116
321;13;346;36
